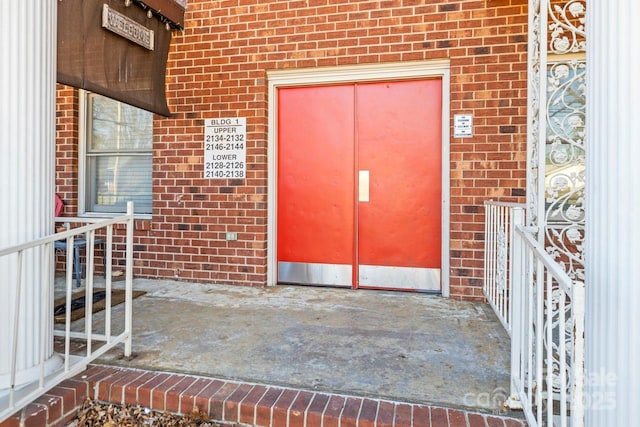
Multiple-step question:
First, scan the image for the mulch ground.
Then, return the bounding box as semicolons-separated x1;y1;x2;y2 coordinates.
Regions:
67;398;234;426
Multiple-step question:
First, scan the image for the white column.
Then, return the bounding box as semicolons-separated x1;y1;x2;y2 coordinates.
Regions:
585;1;640;425
0;1;61;388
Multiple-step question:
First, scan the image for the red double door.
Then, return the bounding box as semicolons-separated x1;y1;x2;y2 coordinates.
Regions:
277;80;442;291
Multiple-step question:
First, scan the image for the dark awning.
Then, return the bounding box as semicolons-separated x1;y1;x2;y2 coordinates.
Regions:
140;0;187;28
57;0;187;116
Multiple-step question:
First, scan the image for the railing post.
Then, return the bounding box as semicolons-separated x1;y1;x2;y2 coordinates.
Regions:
483;201;492;311
8;252;24;406
507;222;524;410
124;202;135;357
572;281;585;427
508;208;524;327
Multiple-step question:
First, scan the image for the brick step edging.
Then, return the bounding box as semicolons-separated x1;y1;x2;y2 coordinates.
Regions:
1;365;527;427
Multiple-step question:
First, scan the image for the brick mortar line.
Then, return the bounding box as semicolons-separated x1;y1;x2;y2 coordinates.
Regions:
315;393;332;427
162;376;193;411
220;383;242;422
264;388;284;427
337;397;347;427
252;387;269;426
117;370;148;405
242;385;268;426
178;377;213;413
287;390;303;427
299;392;315;427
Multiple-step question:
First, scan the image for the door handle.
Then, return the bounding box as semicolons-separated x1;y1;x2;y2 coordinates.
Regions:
359;170;369;202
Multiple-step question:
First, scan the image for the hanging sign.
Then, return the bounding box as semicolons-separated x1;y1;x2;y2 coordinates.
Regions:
102;4;154;51
204;118;247;179
454;114;473;138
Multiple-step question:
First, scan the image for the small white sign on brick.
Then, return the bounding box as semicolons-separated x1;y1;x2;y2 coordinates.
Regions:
454;114;473;138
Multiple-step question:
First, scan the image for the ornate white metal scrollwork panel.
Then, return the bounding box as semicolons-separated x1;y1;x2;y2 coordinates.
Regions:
548;0;586;54
544;0;586;404
496;226;508;292
528;272;581;413
541;284;577;395
522;1;587;422
528;0;586;280
544;59;585;281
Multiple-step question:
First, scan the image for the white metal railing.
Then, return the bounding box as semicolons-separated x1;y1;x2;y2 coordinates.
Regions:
483;201;526;334
0;202;135;423
509;225;585;427
484;201;585;426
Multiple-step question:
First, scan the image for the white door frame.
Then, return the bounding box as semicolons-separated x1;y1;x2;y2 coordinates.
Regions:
266;60;452;297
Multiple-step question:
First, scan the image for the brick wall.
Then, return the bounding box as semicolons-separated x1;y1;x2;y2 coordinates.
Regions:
56;84;79;213
56;0;528;300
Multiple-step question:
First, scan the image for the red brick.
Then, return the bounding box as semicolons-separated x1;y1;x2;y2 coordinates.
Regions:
82;365;120;392
150;374;185;411
165;376;198;413
136;373;172;409
193;379;226;416
21;403;47;427
376;401;395;427
487;415;507;427
107;370;148;405
468;413;488;427
322;395;346;427
59;378;89;409
304;393;330;426
95;369;134;402
413;405;431;427
448;408;468;426
34;393;63;423
394;403;412;426
338;397;362;427
45;383;81;418
288;390;314;427
431;407;449;427
255;387;283;427
223;383;253;421
0;413;20;427
271;389;299;427
504;418;526;427
356;398;378;427
209;382;241;421
238;384;269;424
123;371;161;406
179;378;218;414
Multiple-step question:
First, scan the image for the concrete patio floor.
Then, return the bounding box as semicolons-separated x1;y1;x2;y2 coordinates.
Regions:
56;277;517;416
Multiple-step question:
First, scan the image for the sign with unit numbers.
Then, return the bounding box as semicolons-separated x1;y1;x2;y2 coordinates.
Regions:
204;118;246;179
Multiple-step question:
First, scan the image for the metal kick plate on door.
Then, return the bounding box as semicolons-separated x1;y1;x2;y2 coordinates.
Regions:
359;170;369;202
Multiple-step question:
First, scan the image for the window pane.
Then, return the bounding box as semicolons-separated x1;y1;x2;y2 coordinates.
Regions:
90;94;153;152
88;155;152;214
84;93;153;216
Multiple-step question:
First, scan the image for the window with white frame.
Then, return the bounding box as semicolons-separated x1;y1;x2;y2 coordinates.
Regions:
81;92;153;215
